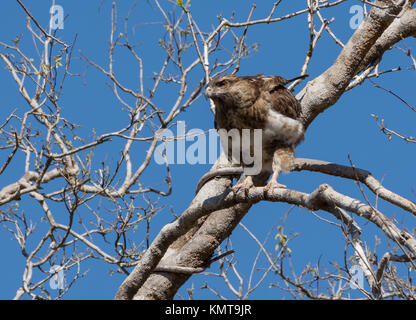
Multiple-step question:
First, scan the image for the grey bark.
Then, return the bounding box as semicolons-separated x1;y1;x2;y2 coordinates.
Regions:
115;1;416;300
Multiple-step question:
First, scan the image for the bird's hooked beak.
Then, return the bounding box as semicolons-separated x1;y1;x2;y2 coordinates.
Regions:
204;86;213;99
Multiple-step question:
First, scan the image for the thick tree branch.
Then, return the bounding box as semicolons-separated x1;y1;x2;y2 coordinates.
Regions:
112;0;416;300
116;177;416;299
298;0;406;128
357;7;416;72
196;157;416;216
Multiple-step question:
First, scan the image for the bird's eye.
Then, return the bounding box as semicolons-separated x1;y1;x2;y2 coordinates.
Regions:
216;80;227;87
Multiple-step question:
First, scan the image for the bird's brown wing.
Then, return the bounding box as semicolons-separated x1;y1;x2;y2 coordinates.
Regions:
261;76;301;119
268;88;301;119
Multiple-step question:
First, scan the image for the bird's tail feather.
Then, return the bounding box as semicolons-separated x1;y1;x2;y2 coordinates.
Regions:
286;74;309;84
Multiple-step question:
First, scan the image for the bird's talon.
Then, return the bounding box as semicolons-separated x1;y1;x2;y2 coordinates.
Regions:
232;179;254;194
264;181;286;193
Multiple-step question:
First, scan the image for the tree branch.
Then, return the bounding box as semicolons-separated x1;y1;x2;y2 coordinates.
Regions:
115;175;416;299
298;0;406;128
293;158;416;216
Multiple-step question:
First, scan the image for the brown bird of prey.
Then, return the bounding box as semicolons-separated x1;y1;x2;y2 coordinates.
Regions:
204;73;307;193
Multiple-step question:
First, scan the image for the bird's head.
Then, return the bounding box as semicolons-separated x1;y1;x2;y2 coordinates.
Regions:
205;74;239;99
205;74;258;109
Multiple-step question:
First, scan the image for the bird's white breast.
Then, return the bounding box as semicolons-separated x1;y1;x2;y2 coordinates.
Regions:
263;109;304;145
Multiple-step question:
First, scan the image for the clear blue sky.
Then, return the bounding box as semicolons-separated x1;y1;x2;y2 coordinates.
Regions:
0;0;415;299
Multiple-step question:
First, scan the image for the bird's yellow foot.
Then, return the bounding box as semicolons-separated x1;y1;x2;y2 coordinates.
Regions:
264;180;286;194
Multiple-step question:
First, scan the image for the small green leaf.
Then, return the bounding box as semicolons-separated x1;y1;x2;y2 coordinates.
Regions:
176;0;188;12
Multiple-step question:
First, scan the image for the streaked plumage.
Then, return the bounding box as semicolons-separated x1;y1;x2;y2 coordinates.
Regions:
205;73;307;191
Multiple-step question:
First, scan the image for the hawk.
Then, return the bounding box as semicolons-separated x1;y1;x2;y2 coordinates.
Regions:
205;73;307;192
